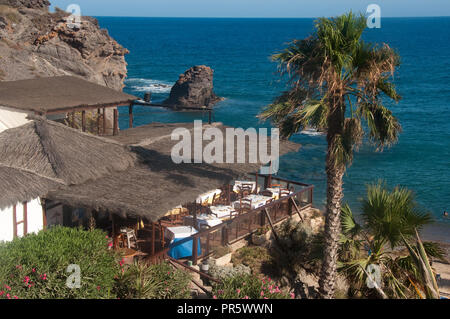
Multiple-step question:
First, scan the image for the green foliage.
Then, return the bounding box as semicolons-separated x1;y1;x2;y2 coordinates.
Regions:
272;219;324;275
259;11;402;167
0;227;118;299
115;261;192;299
338;182;445;299
231;246;273;275
212;246;231;259
361;181;433;248
212;273;294;299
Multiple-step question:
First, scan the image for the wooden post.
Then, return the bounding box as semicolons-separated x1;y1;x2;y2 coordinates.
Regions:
193;206;198;231
113;108;119;136
97;108;101;135
264;208;279;242
81;111;86;132
23;202;28;235
152;222;156;256
263;175;269;189
41;199;47;230
193;236;198;265
255;172;258;194
129;103;134;128
290;197;304;222
206;233;210;256
12;205;17;238
102;108;107;135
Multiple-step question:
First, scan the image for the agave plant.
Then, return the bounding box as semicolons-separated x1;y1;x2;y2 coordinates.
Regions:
338;181;445;299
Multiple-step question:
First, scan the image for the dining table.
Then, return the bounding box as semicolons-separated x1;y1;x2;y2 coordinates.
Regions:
232;194;273;210
183;214;223;229
209;205;238;220
265;187;294;200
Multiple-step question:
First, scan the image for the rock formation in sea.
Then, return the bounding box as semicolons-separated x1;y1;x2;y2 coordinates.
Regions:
164;65;223;109
0;0;129;132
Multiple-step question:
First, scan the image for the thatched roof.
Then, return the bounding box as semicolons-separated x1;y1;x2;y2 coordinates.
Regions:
0;120;136;185
0;164;63;209
0;76;137;114
46;152;242;220
47;122;301;221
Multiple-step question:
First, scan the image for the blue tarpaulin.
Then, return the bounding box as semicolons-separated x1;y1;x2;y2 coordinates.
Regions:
168;236;202;259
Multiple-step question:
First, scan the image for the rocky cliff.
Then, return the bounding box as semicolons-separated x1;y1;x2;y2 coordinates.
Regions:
164;65;223;108
0;0;128;90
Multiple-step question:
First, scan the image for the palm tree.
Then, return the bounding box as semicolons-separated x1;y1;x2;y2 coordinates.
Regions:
339;181;445;298
259;12;402;298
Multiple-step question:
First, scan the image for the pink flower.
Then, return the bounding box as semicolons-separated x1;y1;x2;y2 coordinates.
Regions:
13;296;18;299
260;291;264;296
32;268;36;273
6;293;10;299
4;285;11;291
244;296;249;299
108;242;113;247
290;292;295;299
213;295;217;299
16;265;22;269
23;276;30;283
236;289;241;294
0;291;4;296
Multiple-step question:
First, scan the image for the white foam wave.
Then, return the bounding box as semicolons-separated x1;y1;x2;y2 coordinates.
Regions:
125;78;173;93
300;128;326;136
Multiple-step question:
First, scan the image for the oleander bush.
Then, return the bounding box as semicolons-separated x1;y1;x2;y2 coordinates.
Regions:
212;273;294;299
0;226;119;299
115;260;192;299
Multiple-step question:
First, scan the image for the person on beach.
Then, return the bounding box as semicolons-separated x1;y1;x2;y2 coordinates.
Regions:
444;211;448;218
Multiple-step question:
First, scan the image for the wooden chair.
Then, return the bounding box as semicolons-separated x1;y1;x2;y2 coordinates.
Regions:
279;188;291;197
119;227;138;249
260;190;273;197
238;184;253;198
238;198;252;214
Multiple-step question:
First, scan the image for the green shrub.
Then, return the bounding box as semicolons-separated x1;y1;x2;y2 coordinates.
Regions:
0;226;119;299
272;220;324;275
115;261;192;299
231;246;273;275
212;273;294;299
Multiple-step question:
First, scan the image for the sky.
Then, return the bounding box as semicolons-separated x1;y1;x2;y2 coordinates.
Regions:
50;0;450;18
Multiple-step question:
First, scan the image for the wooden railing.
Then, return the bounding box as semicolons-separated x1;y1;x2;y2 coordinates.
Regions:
190;184;314;264
147;175;314;266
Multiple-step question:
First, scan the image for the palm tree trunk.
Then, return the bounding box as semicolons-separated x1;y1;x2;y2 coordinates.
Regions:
319;158;344;298
319;93;346;299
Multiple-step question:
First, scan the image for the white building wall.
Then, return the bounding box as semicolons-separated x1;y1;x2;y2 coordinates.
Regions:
0;106;32;133
0;198;44;242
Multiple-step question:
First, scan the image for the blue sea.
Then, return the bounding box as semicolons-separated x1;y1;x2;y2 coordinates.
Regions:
97;17;450;227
